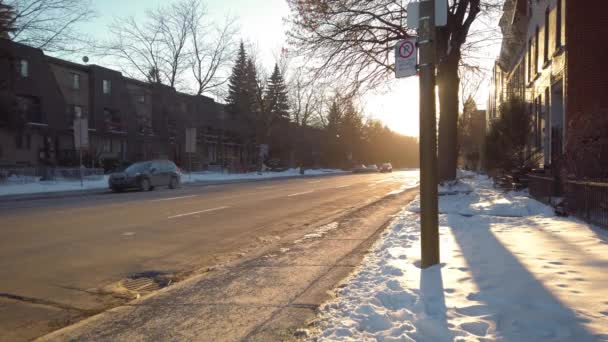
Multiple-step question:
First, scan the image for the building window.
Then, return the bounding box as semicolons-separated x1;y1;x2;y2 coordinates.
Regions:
527;39;532;81
74;105;83;119
103;80;111;94
138;95;145;104
16;95;43;123
556;0;562;48
19;59;28;78
544;8;550;62
534;26;539;75
72;73;80;89
15;134;22;149
102;138;111;153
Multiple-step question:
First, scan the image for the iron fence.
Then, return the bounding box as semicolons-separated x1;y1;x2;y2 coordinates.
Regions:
565;180;608;229
51;167;105;181
528;173;556;205
0;167;37;184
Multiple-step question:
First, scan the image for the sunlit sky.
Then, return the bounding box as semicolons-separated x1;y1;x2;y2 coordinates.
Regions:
79;0;499;137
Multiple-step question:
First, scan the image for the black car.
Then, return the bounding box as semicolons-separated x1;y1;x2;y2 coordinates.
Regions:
108;160;181;192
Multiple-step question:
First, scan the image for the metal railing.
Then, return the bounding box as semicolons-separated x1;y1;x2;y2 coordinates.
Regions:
528;173;556;205
565;180;608;229
51;167;105;181
0;167;37;184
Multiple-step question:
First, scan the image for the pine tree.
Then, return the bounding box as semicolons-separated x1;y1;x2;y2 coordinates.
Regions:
264;63;290;121
226;42;255;117
245;57;261;116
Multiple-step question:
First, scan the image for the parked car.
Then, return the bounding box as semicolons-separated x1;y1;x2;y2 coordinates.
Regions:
108;160;180;192
366;164;379;172
380;163;393;173
353;164;379;173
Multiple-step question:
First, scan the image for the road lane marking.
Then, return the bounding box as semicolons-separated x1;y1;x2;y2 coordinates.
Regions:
307;180;322;184
335;184;351;189
168;206;230;219
150;195;197;202
287;191;314;197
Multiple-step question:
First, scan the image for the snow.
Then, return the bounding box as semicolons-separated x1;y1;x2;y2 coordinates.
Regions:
180;168;345;184
0;168;345;197
295;222;340;243
0;175;110;197
311;175;608;341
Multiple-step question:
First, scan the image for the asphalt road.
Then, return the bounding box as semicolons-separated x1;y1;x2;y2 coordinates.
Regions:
0;170;418;341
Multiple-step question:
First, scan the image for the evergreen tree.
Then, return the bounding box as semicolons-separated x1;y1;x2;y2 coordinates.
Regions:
264;63;290;121
326;100;342;134
226;42;256;117
245;57;261;116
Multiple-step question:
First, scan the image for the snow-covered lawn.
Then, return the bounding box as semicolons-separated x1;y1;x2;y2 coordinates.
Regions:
0;168;345;197
180;168;346;184
0;175;110;197
311;175;608;341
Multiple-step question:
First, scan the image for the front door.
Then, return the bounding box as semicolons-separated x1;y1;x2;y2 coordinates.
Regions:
551;82;565;164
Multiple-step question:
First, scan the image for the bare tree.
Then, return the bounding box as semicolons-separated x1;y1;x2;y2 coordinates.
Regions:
105;0;237;94
6;0;95;53
105;14;164;84
286;0;501;181
151;0;191;88
189;6;238;96
290;69;325;126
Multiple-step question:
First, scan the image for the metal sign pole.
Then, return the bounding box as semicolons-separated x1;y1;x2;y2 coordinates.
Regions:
419;0;439;268
79;148;83;188
189;152;192;181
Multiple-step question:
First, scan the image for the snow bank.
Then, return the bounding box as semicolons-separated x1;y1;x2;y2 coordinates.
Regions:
0;175;110;197
0;168;345;197
311;175;608;341
180;168;345;184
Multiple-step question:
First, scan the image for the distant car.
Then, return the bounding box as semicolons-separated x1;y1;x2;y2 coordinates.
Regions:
352;164;368;173
380;163;393;173
366;164;379;172
108;160;180;192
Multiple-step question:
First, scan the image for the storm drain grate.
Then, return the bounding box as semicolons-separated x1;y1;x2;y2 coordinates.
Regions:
121;277;161;293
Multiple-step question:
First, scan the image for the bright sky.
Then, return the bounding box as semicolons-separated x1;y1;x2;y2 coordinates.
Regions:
80;0;499;137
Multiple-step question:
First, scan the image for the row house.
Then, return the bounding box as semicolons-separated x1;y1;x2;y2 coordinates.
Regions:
0;39;250;171
488;0;608;227
488;0;608;175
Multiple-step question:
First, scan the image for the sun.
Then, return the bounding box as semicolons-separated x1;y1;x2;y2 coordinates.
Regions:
363;77;420;137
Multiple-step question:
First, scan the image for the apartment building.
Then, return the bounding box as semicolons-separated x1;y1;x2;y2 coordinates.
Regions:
0;39;252;171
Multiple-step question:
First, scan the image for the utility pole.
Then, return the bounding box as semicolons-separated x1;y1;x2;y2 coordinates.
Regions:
418;0;439;268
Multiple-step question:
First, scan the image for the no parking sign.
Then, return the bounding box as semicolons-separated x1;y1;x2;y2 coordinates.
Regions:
395;38;418;78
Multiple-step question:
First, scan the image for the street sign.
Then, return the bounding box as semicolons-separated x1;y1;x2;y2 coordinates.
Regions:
185;128;197;153
406;0;447;29
259;144;269;158
435;0;448;27
407;2;419;29
395;38;418;78
74;118;89;149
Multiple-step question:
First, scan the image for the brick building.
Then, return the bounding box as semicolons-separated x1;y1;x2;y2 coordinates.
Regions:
0;39;275;171
488;0;608;176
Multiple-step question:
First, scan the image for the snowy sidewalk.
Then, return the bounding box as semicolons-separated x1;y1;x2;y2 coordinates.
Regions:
311;175;608;341
0;168;345;198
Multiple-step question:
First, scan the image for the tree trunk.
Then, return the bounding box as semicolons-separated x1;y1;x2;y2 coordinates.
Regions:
437;56;460;183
